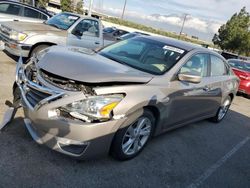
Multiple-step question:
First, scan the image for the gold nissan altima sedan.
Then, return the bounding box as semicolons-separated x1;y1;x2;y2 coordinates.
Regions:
7;36;239;160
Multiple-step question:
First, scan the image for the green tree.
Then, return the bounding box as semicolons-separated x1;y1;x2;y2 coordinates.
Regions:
75;1;84;14
37;0;49;8
213;7;250;55
61;0;73;12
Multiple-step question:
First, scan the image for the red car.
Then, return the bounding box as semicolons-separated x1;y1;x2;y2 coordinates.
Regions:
228;59;250;96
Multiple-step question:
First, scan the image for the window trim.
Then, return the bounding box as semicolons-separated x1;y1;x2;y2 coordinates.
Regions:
209;54;227;77
177;52;210;78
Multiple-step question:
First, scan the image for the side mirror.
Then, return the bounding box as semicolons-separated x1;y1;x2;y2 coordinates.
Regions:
178;73;202;84
72;29;83;37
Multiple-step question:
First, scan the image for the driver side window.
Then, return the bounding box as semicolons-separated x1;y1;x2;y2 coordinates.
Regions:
72;19;99;37
180;53;209;77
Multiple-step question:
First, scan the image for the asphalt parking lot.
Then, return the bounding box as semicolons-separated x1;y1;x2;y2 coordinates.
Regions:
0;51;250;188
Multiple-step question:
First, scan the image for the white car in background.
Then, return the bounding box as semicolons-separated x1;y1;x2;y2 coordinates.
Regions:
0;0;51;23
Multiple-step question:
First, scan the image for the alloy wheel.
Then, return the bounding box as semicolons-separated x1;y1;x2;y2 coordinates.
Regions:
122;117;152;155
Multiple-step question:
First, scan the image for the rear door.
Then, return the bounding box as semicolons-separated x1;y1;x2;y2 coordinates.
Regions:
67;19;102;49
0;2;22;22
209;54;234;103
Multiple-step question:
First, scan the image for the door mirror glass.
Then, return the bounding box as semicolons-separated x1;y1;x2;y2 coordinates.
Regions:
178;73;201;84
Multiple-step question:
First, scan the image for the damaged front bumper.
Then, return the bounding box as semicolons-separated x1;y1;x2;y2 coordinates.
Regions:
12;58;127;159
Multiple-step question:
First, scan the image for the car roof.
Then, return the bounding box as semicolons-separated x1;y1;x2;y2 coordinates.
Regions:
228;58;250;63
0;0;52;16
62;12;100;21
142;35;204;51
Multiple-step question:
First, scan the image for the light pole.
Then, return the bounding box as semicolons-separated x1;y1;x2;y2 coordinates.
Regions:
179;13;188;39
121;0;127;19
88;0;94;16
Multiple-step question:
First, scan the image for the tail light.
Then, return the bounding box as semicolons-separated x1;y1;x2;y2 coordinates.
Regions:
239;75;250;80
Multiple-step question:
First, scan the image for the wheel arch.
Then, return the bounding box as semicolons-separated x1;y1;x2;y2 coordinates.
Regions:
143;105;160;135
28;42;56;57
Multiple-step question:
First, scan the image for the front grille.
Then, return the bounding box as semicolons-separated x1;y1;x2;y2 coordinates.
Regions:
0;25;11;37
40;69;83;91
39;69;95;95
25;86;52;107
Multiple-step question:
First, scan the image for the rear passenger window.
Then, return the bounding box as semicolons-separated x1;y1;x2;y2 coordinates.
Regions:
211;55;226;76
40;13;48;20
23;7;40;19
0;3;9;13
0;3;21;15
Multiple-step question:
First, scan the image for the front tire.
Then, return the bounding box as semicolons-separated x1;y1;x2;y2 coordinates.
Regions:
111;109;155;160
30;44;50;58
210;96;231;123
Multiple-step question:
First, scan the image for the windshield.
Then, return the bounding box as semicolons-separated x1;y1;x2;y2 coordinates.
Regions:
45;13;79;30
99;37;186;75
228;60;250;72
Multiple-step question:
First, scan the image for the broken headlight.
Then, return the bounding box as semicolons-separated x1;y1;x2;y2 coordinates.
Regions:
62;94;124;121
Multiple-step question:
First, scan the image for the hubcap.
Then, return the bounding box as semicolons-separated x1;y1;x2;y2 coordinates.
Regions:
218;99;230;120
122;117;152;155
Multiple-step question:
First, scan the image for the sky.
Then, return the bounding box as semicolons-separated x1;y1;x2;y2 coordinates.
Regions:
85;0;250;42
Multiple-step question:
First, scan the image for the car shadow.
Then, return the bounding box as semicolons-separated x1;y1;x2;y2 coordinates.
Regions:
0;108;249;187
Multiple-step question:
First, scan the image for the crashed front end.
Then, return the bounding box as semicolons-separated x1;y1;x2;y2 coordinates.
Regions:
15;55;128;159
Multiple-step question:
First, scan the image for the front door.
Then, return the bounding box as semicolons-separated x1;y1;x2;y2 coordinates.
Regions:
163;53;219;128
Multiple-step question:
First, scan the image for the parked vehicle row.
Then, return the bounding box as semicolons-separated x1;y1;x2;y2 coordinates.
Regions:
0;11;151;59
103;26;149;42
0;12;104;57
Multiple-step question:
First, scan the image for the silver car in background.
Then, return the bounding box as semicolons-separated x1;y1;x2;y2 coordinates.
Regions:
0;0;51;23
13;36;239;160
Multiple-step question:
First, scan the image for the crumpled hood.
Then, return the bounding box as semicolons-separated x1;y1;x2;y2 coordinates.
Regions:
38;46;153;83
2;21;63;33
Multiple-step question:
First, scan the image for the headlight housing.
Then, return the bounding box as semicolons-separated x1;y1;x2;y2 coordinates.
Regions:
9;30;27;41
62;94;124;121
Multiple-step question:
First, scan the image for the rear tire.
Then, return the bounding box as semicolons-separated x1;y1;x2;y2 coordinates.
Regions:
30;44;50;58
111;109;155;161
210;96;231;123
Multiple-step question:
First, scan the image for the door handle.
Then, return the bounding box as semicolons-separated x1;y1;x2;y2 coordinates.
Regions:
203;86;210;91
95;41;100;44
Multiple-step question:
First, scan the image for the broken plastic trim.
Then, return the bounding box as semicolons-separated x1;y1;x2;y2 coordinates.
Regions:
0;56;24;130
